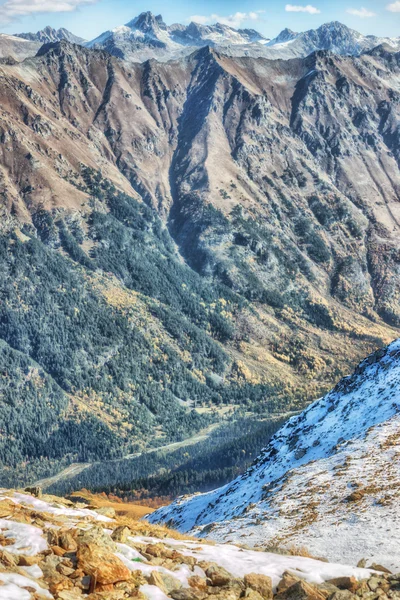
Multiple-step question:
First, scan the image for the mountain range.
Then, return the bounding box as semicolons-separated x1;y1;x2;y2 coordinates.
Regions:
0;14;399;62
149;339;400;570
0;10;398;498
85;14;400;62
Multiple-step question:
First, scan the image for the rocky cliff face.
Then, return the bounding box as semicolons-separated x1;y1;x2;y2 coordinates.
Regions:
149;339;400;570
1;41;400;396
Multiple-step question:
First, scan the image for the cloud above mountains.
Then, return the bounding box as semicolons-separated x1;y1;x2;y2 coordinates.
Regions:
346;7;377;17
285;5;321;14
0;0;97;23
386;1;400;11
188;11;264;28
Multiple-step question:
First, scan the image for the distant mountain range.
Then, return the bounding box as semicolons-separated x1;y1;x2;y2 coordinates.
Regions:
15;26;86;45
0;14;399;63
86;13;400;62
149;340;400;570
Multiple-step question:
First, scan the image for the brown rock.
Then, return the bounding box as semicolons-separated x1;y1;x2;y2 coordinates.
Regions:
19;555;42;566
277;573;303;594
46;571;74;595
146;543;167;558
77;526;116;551
77;542;131;585
52;545;67;557
275;580;326;600
369;565;392;575
245;590;264;600
244;573;273;600
46;530;59;546
60;533;78;553
170;589;207;600
25;486;43;498
57;592;84;600
111;526;132;544
188;575;208;591
326;578;359;593
148;570;183;594
206;564;234;586
0;549;18;567
57;563;76;577
327;591;357;600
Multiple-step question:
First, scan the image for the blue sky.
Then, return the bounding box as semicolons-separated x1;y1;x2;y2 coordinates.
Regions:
0;0;398;40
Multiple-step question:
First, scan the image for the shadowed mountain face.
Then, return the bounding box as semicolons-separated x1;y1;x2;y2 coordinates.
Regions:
0;40;400;481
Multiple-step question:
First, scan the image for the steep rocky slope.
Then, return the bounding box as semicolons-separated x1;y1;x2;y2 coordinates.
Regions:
0;33;40;61
0;488;393;600
149;340;400;570
0;40;400;484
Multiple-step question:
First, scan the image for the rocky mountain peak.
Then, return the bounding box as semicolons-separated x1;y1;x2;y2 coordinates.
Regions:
126;11;167;33
269;27;299;45
15;25;85;45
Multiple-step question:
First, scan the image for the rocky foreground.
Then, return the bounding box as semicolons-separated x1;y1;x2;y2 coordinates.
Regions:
0;489;397;600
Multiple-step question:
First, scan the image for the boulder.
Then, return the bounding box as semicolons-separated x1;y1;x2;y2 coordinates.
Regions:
111;526;131;544
59;533;78;552
277;573;303;594
76;526;116;551
244;573;273;600
327;592;357;600
245;590;264;600
46;571;74;595
206;564;234;586
77;542;131;585
326;578;358;593
275;580;326;600
148;570;183;594
188;575;208;591
25;486;43;498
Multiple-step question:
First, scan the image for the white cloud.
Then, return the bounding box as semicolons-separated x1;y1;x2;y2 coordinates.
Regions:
0;0;97;23
189;11;264;29
285;4;321;14
346;7;377;17
386;0;400;11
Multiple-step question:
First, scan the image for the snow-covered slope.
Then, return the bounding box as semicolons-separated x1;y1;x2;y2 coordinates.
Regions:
266;22;400;58
86;11;269;62
149;340;400;569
